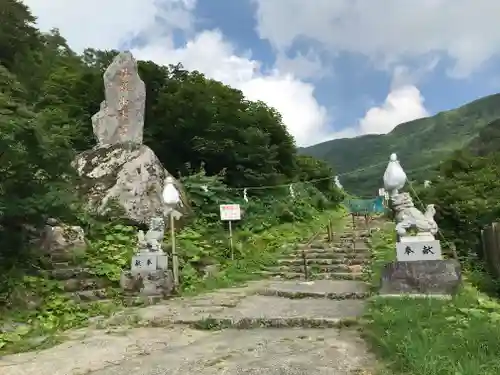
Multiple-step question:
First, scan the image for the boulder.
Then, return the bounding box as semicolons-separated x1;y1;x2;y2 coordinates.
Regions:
40;223;87;262
74;142;189;225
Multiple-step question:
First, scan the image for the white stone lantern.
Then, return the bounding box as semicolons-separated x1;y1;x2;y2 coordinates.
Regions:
162;176;181;286
383;153;407;196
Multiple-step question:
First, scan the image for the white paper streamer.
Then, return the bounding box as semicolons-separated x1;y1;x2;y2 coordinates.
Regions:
243;188;249;202
289;184;295;198
334;176;343;190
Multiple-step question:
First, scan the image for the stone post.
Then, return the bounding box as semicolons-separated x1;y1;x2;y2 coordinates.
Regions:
120;216;174;301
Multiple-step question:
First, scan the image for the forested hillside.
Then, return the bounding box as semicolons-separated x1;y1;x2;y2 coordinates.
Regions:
300;94;500;195
0;0;342;319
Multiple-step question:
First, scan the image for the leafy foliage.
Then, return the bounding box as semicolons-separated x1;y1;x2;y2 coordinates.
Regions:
414;150;500;261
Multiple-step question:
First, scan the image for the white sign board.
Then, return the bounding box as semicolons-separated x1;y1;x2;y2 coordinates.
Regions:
220;204;241;221
131;253;157;273
396;239;442;261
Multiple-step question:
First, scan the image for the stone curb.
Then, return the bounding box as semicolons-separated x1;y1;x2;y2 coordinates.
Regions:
256;289;370;300
174;316;360;330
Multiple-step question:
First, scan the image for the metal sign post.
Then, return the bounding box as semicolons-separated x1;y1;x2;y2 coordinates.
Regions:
219;204;241;260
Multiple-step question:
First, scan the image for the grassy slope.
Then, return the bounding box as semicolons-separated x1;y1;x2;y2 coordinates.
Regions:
300;93;500;196
364;228;500;375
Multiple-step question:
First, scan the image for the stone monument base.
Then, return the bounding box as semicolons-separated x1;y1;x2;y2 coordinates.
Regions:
120;269;174;298
379;259;461;297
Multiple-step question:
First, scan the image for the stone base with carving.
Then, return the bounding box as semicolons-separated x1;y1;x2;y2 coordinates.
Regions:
120;269;174;298
379;259;461;298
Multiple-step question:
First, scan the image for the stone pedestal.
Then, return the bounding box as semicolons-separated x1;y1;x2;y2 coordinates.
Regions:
379;259;461;297
120;251;174;298
120;269;174;297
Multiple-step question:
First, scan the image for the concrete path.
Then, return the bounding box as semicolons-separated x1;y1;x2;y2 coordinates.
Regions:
0;279;377;375
0;221;379;375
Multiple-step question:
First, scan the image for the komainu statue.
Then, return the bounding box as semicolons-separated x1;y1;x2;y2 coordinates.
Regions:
392;192;438;236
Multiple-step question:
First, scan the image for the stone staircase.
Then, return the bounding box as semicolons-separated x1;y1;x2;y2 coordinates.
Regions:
260;223;372;281
47;253;115;304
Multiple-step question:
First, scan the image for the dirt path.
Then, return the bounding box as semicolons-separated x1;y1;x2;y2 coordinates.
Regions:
0;221;379;375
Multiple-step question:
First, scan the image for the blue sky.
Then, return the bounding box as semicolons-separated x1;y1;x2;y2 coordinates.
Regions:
24;0;500;146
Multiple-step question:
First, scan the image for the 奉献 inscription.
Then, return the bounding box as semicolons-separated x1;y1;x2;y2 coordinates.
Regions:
396;240;442;261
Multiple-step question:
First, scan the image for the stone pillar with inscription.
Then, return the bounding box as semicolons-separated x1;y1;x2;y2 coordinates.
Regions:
92;51;146;145
379;153;461;298
120;217;174;300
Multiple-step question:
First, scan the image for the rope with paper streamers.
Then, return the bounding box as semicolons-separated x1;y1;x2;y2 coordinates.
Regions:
207;160;389;203
227;160;388;192
189;159;390;205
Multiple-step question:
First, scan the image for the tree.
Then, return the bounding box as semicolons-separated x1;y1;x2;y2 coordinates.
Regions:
295;155;343;202
0;66;77;268
0;0;42;73
141;64;298;188
420;150;500;259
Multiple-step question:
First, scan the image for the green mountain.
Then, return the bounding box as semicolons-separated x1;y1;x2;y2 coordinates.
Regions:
300;93;500;196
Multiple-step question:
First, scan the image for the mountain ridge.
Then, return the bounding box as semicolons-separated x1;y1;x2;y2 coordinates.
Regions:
300;93;500;195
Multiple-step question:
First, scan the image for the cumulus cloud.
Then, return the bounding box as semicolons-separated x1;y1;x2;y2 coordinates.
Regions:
274;50;331;80
133;30;331;146
358;85;429;135
23;0;196;51
253;0;500;78
22;0;331;147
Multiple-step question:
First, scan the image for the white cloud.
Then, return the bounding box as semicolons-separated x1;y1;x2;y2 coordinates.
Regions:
274;50;331;80
253;0;500;78
358;85;429;135
22;0;331;147
23;0;196;51
132;30;331;146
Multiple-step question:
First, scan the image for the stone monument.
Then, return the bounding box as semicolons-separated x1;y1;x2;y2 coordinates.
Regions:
120;216;174;298
92;51;145;145
379;153;461;297
73;51;190;225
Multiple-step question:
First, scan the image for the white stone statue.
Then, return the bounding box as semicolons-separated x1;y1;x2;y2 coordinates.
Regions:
392;192;438;237
137;230;147;250
143;216;165;252
383;153;407;196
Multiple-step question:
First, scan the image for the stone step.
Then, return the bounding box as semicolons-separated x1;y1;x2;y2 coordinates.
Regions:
49;251;81;263
59;277;113;292
50;267;93;280
51;262;73;269
293;250;371;258
276;257;366;266
264;264;350;273
258;271;364;281
257;280;370;300
66;288;113;302
297;240;369;250
157;295;366;329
